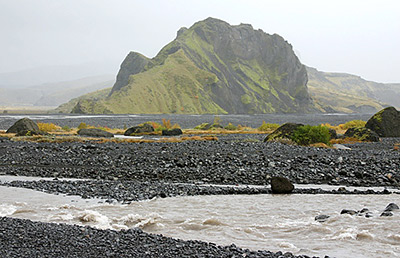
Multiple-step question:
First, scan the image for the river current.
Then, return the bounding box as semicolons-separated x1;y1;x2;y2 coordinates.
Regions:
1;184;399;258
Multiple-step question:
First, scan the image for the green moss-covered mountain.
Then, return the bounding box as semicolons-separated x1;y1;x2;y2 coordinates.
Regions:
69;18;317;114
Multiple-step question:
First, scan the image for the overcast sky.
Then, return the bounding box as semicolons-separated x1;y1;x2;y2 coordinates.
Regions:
0;0;399;83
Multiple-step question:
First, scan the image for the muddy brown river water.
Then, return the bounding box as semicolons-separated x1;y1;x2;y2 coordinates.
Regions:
1;185;399;258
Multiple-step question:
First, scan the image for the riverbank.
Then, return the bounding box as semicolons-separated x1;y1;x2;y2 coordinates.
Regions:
1;135;399;187
0;216;319;258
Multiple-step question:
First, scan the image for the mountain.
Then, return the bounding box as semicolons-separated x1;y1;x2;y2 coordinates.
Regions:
307;67;399;113
70;18;317;114
0;75;114;107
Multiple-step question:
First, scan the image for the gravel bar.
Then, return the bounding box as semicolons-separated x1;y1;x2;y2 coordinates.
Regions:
0;217;323;258
1;135;399;187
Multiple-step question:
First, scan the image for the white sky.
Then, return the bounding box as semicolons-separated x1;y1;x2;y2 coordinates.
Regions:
0;0;399;83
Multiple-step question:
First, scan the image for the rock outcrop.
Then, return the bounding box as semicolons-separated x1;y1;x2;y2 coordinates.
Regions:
264;123;303;142
6;118;43;136
77;128;114;138
162;128;183;136
365;107;400;137
124;124;154;136
270;176;294;194
70;18;317;114
344;127;380;142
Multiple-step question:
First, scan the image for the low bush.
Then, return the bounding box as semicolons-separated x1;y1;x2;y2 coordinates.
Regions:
258;121;280;131
77;122;87;130
339;120;366;130
292;125;331;145
224;123;237;130
62;125;71;132
37;122;61;132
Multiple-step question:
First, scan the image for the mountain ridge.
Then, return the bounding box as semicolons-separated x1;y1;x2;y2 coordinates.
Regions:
70;18;316;114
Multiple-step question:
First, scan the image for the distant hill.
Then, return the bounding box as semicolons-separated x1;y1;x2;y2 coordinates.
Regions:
69;18;317;114
0;75;114;107
307;67;399;113
0;61;119;88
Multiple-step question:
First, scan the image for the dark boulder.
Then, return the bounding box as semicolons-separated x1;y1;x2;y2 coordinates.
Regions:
270;176;294;194
340;209;357;215
315;215;330;223
124;124;154;136
77;128;114;138
6;118;43;136
384;203;399;212
365;106;400;137
328;128;337;139
344;127;380;142
264;123;303;142
380;211;393;217
162;128;183;136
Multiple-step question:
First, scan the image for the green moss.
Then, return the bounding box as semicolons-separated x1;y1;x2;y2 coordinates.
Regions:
241;94;252;105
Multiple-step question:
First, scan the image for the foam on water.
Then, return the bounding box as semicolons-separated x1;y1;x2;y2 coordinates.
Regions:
0;204;17;216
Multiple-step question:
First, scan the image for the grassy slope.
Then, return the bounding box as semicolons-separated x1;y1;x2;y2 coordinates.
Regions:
55;88;111;113
306;67;386;112
92;49;226;114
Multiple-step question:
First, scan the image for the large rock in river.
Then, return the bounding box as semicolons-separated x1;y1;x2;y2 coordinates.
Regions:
365;106;400;137
124;124;154;136
271;176;294;194
77;128;114;138
264;123;303;142
344;127;380;142
6;118;43;136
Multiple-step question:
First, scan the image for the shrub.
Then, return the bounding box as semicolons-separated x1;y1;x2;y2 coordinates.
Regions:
194;123;211;130
224;123;237;131
37;122;61;132
161;118;180;130
292;125;331;145
78;122;87;130
62;125;71;132
258;121;280;131
340;120;366;130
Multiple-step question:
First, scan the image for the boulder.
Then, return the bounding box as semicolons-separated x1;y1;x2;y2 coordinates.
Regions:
384;203;399;212
315;215;330;223
162;128;183;136
340;209;357;215
344;127;380;142
365;106;400;137
77;128;114;138
124;124;154;136
6;118;43;136
264;123;303;142
270;176;294;194
380;211;393;217
328;128;337;139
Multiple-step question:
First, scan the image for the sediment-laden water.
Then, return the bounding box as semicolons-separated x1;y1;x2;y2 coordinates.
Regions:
1;185;399;258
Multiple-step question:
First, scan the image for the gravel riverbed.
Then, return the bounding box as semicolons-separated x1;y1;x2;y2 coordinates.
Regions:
1;135;399;187
0;133;399;258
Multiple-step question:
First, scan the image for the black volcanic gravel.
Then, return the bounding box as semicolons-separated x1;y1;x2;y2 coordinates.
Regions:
0;217;321;258
0;135;399;187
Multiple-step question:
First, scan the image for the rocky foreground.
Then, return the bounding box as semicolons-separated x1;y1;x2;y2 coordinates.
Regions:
0;134;399;258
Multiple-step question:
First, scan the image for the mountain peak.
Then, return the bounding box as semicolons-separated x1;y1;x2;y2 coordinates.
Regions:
70;18;316;114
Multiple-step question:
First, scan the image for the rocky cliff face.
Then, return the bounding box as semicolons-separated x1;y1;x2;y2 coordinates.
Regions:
72;18;317;114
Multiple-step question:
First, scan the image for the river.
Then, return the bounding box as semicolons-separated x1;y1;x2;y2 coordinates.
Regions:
1;184;399;258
